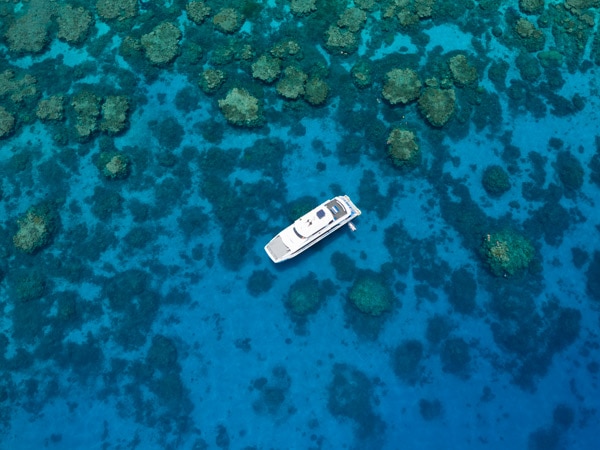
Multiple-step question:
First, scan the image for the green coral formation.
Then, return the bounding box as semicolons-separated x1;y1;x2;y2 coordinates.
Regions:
96;151;131;179
96;0;138;21
186;1;211;24
276;66;308;100
304;77;329;106
0;106;15;138
348;271;394;316
71;91;101;139
36;95;65;121
199;68;226;94
57;5;93;44
337;8;367;33
418;86;455;127
324;26;358;55
100;95;129;134
218;88;263;127
351;59;373;89
448;54;478;87
291;0;317;16
386;128;420;168
251;55;282;84
0;70;38;103
481;230;535;277
285;273;324;316
13;204;57;254
482;165;511;196
141;22;182;66
212;8;244;34
382;68;422;105
4;1;53;53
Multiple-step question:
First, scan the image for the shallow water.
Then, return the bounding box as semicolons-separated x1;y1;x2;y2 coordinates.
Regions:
1;1;599;449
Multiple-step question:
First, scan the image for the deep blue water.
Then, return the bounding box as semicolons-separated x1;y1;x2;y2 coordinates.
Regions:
1;1;599;449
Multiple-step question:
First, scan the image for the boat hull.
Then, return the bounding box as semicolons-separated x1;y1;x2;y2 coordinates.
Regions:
264;195;361;263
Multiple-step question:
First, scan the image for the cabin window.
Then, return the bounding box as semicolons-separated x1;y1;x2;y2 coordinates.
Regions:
316;209;325;219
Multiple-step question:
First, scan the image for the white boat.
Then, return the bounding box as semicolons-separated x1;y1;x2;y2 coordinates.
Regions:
265;195;361;263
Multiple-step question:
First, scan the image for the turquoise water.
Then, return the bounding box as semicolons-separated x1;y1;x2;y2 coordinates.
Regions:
1;1;599;449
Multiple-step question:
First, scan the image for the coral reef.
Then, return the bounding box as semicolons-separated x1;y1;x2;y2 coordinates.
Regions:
519;0;545;14
186;1;211;24
0;70;38;103
102;153;129;179
285;273;324;316
276;66;308;100
304;77;329;106
36;95;65;121
448;54;478;87
382;68;422;105
13;204;56;254
324;26;358;55
338;8;367;33
57;5;93;44
270;40;302;59
218;88;263;127
72;91;101;138
291;0;317;16
213;8;244;34
482;165;511;196
0;107;15;138
418;86;456;127
481;230;535;277
348;270;394;316
252;55;282;84
5;2;54;53
351;59;373;89
96;0;138;21
386;128;420;168
100;95;129;134
141;22;182;66
199;68;226;94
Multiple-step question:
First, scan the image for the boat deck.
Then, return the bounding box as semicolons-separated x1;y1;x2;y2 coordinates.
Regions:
324;199;347;220
265;235;289;261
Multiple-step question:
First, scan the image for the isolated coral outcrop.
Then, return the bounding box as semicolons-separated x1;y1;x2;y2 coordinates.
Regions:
13;204;56;254
418;86;455;127
141;22;182;65
186;1;211;24
0;70;38;104
0;107;15;138
100;95;129;134
57;4;93;44
5;2;53;53
481;230;535;277
218;88;263;127
252;55;282;84
96;0;138;21
387;128;420;168
213;8;244;34
97;151;130;179
199;69;226;94
72;91;101;138
382;68;422;105
291;0;317;16
276;66;308;100
36;95;65;121
305;77;329;106
324;26;358;55
449;54;478;87
348;271;394;316
338;8;367;33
